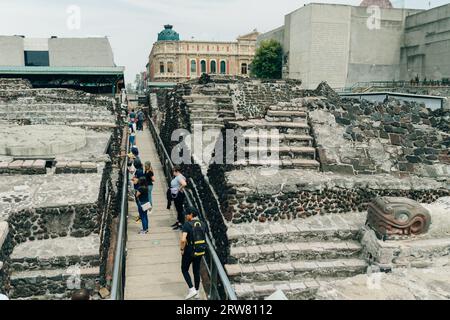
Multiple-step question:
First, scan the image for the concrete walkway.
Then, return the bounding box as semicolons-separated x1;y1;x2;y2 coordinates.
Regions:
124;128;201;300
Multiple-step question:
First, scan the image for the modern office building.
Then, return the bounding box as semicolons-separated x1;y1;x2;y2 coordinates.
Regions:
258;1;450;89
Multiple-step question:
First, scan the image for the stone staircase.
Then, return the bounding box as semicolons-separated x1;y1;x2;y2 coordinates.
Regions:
183;93;236;132
225;212;368;300
8;235;100;299
228;103;320;170
0;103;115;125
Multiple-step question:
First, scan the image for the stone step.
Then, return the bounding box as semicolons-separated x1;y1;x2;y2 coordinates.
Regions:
242;134;314;147
10;235;100;272
283;159;321;168
243;146;316;155
190;116;223;124
226;258;367;283
233;159;320;169
9;267;99;299
234;278;335;300
184;94;231;102
269;106;308;112
231;120;310;135
265;111;307;123
221;116;236;122
187;102;218;108
227;214;364;246
191;123;224;131
188;105;234;113
229;240;362;264
265;116;307;123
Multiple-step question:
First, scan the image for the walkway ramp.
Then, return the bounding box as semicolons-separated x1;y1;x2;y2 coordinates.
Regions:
124;129;204;300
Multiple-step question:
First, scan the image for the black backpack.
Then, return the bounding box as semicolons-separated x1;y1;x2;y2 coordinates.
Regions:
190;220;207;258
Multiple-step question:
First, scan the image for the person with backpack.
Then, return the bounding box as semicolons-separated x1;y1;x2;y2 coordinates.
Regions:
180;207;208;300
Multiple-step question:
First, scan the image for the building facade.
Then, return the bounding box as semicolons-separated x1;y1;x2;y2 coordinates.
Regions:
258;1;450;89
400;4;450;82
148;25;259;83
0;36;124;93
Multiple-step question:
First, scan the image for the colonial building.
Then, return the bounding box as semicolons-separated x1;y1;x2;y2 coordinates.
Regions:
148;25;259;83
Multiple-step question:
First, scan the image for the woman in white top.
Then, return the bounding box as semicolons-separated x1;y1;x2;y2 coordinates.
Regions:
170;166;187;230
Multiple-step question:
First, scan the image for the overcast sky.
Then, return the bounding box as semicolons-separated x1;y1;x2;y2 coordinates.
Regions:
0;0;448;82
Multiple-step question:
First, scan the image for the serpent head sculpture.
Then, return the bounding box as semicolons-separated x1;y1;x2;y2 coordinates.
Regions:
367;197;431;240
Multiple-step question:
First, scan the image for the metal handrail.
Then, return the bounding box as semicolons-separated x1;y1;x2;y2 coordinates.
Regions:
110;136;129;300
148;118;237;300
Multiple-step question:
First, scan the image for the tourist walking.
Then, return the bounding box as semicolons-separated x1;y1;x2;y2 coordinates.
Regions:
168;166;187;230
137;109;145;131
144;161;155;209
132;159;145;224
129;109;136;123
136;177;151;234
180;207;207;300
129;120;137;147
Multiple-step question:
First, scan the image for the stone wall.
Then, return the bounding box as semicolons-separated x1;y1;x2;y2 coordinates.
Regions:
0;223;12;292
218;169;450;224
309;96;450;178
152;85;230;261
0;160;46;175
54;161;98;174
230;79;305;118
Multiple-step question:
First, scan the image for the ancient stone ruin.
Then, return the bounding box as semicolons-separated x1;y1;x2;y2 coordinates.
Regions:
152;76;450;300
0;78;127;299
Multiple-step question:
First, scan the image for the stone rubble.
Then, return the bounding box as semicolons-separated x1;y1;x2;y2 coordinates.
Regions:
0;78;127;299
154;78;450;300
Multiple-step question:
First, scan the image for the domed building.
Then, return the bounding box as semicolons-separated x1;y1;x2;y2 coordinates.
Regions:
148;25;259;83
157;25;180;42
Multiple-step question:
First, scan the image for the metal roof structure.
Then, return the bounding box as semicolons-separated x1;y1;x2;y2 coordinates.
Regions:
0;66;125;75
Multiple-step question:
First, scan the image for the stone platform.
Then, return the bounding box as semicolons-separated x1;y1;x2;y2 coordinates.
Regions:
0;173;102;222
0;125;87;157
227;197;450;300
223;168;449;224
0;78;122;300
315;266;450;300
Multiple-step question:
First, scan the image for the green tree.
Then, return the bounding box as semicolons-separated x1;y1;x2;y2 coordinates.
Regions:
250;40;283;79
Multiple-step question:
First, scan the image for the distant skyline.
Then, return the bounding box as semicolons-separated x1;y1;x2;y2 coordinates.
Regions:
0;0;448;82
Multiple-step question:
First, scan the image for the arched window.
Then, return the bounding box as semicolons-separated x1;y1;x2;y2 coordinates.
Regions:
241;63;248;75
191;60;197;73
210;60;217;74
167;61;174;73
201;60;207;73
220;61;226;74
159;62;165;74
